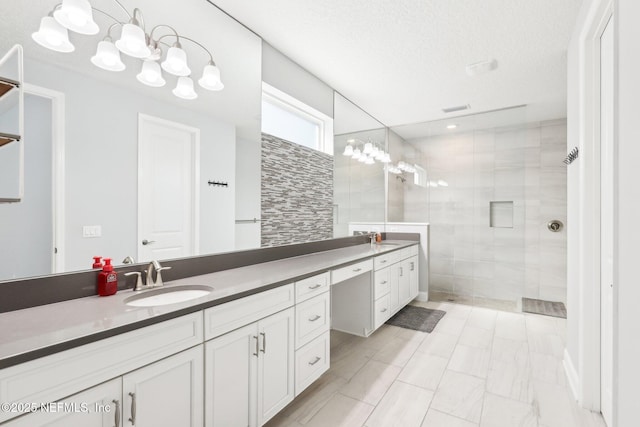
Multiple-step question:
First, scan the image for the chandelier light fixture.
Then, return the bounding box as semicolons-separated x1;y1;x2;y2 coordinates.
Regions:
32;0;224;100
342;138;392;166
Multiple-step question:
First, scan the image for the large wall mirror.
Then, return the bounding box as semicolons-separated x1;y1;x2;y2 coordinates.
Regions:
333;93;386;237
0;0;262;281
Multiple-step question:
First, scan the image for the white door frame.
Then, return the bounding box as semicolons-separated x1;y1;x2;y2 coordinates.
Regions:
136;113;200;260
570;0;613;412
23;83;65;274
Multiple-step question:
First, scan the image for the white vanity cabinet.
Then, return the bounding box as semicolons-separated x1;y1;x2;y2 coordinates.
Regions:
373;246;420;328
204;285;296;427
4;346;204;427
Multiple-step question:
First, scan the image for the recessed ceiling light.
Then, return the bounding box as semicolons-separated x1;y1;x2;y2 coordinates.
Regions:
446;124;457;129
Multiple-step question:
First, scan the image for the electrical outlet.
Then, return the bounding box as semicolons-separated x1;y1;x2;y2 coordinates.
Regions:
82;225;102;238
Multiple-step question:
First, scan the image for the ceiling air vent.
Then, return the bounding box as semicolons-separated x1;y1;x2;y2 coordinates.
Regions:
442;104;471;114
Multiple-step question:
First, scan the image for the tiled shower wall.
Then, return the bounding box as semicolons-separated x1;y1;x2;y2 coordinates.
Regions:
407;120;567;304
261;133;334;246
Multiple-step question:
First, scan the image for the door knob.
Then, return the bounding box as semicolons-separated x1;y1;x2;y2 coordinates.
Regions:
142;239;156;245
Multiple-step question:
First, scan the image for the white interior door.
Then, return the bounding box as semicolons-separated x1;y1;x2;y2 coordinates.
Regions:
138;114;200;262
599;15;614;427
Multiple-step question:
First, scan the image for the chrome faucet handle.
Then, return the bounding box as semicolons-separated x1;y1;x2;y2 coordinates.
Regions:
154;266;172;288
125;271;144;291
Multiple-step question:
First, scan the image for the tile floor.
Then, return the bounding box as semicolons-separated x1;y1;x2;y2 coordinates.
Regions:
265;300;606;427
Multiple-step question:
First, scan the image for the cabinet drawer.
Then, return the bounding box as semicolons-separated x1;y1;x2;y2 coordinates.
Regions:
374;294;391;329
374;251;400;270
295;292;330;349
295;331;330;396
331;259;373;284
295;272;330;303
397;247;413;260
204;284;294;340
374;268;391;299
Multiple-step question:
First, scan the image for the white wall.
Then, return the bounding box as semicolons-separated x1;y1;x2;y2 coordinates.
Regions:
614;0;640;425
262;42;334;118
22;58;236;271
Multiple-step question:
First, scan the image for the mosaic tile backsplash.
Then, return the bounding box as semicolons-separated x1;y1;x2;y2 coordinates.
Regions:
261;133;333;247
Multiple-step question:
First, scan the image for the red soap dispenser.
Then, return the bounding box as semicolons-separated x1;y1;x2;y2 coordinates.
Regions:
92;256;103;269
97;258;118;296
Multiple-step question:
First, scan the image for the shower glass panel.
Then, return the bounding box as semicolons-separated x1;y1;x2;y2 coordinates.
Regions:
390;107;567;309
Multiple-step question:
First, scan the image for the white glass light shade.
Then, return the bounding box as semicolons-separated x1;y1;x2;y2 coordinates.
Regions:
371;146;379;157
351;148;361;160
115;23;150;58
136;60;166;87
198;63;223;91
162;46;191;76
358;155;367;163
375;150;386;161
382;153;391;163
172;76;198;100
53;0;99;35
363;142;373;154
365;156;375;165
32;16;75;53
90;40;125;71
343;145;354;156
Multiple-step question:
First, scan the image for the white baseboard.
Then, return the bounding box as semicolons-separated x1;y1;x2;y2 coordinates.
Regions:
563;348;580;401
417;291;428;302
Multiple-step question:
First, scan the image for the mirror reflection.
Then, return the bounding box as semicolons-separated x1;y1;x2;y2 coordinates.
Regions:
332;93;386;237
0;0;262;281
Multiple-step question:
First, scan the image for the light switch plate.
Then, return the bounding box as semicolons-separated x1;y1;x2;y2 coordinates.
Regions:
82;225;102;238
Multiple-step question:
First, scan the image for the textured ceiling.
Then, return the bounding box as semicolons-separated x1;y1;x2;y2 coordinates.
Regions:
211;0;582;127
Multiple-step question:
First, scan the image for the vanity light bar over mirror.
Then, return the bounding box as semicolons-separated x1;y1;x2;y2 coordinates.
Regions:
31;0;224;100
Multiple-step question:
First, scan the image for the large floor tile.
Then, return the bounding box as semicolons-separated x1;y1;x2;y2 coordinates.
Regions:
416;331;458;358
527;332;564;358
486;356;533;404
480;393;537;427
278;373;347;423
433;315;467;336
529;352;567;386
466;307;497;330
339;359;402;405
421;409;478;427
304;393;374;427
430;370;485;423
330;342;378;381
359;325;402;351
448;344;491;378
495;311;527;341
459;326;494;349
533;380;589;427
364;381;433;427
398;353;449;391
372;335;422;367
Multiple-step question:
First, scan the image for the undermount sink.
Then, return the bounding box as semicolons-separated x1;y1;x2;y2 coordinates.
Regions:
124;285;213;307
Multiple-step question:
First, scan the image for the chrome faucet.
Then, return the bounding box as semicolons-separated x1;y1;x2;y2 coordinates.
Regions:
370;232;377;248
124;260;172;291
146;260;172;288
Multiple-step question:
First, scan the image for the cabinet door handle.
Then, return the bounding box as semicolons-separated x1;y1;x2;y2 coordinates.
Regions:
381;280;388;285
308;356;321;366
308;284;322;290
253;335;259;356
399;267;403;277
380;259;387;264
353;268;362;272
113;399;120;427
309;314;321;322
381;308;388;313
410;262;415;271
128;392;136;425
260;332;267;353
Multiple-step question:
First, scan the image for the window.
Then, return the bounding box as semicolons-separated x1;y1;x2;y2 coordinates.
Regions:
261;82;333;155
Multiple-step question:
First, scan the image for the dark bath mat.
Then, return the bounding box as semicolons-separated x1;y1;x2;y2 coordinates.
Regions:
386;305;446;333
522;297;567;318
